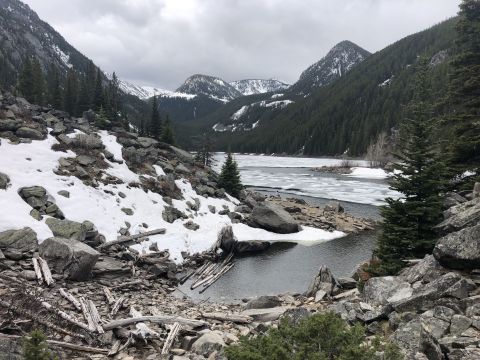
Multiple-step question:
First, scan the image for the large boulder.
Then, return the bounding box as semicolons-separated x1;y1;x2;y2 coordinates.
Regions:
251;202;300;234
0;118;21;131
435;197;480;234
0;228;38;252
433;225;480;270
363;276;413;306
39;237;99;281
191;331;225;355
15;127;44;140
245;295;282;310
399;255;446;284
170;146;194;163
45;218;87;241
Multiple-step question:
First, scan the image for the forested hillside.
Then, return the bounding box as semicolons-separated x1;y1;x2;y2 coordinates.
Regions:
189;18;457;156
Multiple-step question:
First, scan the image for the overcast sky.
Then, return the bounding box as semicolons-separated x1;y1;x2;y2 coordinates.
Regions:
22;0;460;90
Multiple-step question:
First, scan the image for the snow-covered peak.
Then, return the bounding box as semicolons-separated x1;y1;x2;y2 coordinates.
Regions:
229;79;290;96
118;79;196;100
176;74;242;102
292;40;371;93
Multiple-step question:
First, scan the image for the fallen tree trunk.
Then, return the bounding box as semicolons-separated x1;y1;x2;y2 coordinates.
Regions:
59;288;82;311
38;257;54;286
0;333;109;354
41;301;91;332
161;322;181;356
32;258;43;285
201;312;253;324
98;229;166;250
104;315;206;330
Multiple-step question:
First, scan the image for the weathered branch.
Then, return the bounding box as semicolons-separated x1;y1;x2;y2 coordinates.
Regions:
98;228;166;250
103;315;206;330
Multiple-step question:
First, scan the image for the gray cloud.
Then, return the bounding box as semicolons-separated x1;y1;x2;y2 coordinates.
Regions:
23;0;460;90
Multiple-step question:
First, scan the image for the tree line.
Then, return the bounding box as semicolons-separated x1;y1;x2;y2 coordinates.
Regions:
373;0;480;275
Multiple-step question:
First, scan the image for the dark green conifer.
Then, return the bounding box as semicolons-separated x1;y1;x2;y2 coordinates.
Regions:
93;68;104;111
95;106;109;129
23;329;52;360
374;57;446;275
63;68;78;115
149;95;161;139
447;0;480;188
18;57;34;101
161;115;175;145
46;65;62;109
31;58;45;105
218;152;243;198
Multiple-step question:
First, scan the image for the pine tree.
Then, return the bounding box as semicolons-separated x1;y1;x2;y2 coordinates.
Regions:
23;329;52;360
194;132;214;167
46;65;62;109
160;115;175;145
218;152;243;198
93;68;104;111
63;68;78;115
149;95;161;139
18;57;34;101
108;72;121;127
447;0;480;188
31;58;45;105
374;57;446;275
95;106;110;129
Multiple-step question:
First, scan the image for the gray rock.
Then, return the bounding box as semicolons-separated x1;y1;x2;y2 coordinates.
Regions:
0;118;21;131
0;228;37;252
392;318;422;357
235;240;270;254
162;206;186;223
363;276;412;306
208;205;216;214
19;186;46;198
245;295;281;309
175;163;190;174
393;272;465;313
45;218;87;241
324;201;344;213
474;182;480;198
251;201;300;234
30;209;42;220
433;224;480;270
280;307;312;325
137;137;158;148
305;265;337;298
435;198;480;234
121;208;134;216
420;326;444;360
234;205;251;214
450;315;472;335
57;190;70;198
447;349;480;360
76;155;96;166
39;237;100;281
57;134;73;145
432;306;456;322
191;331;225;355
337;277;357;289
50;122;67;135
183;221;199;231
420;314;450;340
170;146;194;163
72;134;103;149
444;192;467;209
16;127;44;140
196;185;216;197
0;172;10;189
399;255;446;284
75;166;89;179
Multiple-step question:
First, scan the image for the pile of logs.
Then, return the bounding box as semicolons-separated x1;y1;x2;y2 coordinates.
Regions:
181;253;235;294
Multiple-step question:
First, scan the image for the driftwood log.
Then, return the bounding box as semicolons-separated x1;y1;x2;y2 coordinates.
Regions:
103;315;206;330
201;312;253;324
98;228;166;250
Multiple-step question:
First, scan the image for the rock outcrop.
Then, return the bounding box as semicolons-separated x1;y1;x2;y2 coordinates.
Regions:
39;237;100;281
433;224;480;269
0;228;37;252
251;201;300;234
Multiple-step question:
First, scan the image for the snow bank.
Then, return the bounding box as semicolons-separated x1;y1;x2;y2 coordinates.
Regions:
0;133;345;263
347;167;389;179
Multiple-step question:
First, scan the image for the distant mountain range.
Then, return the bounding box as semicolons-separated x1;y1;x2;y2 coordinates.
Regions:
230;79;289;96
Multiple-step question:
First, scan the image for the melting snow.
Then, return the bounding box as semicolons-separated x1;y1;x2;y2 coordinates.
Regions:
0;133;346;262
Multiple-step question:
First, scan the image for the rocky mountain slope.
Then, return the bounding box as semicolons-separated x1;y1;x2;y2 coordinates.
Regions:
290;40;371;94
176;74;242;103
229;79;289;96
175;40;370;146
181;18;456;154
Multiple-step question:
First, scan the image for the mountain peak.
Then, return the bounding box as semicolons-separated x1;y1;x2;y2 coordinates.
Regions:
176;74;241;102
230;79;289;96
292;40;371;93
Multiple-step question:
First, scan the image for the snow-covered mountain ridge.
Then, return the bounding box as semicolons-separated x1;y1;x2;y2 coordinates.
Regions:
230;79;289;96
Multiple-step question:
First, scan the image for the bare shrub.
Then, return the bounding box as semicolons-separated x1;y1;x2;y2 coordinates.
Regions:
340;159;354;168
366;131;392;168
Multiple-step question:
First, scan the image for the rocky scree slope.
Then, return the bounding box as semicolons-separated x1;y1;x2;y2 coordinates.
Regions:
176;75;242;102
229;79;289;96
